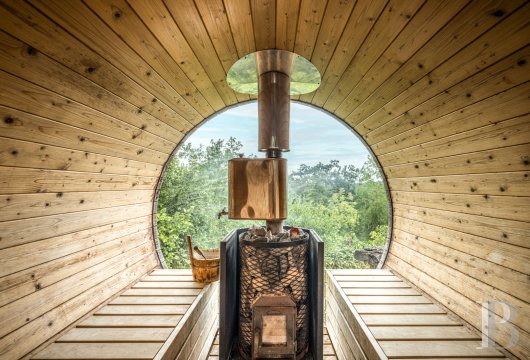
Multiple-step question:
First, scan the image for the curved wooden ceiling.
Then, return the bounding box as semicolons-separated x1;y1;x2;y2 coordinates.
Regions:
0;0;528;358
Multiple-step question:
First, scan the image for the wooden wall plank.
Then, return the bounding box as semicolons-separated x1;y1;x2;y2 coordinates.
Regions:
0;189;152;221
0;253;157;359
387;254;530;360
0;222;151;307
32;342;162;359
386;143;530;178
56;327;171;343
388;171;529;197
0;168;157;194
392;190;530;222
394;203;530;249
393;228;529;302
379;102;530;165
0;202;152;249
387;245;529;333
0;241;153;339
0;137;162;176
392;215;530;274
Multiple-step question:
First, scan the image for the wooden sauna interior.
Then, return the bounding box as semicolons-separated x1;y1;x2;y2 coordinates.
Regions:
0;0;528;359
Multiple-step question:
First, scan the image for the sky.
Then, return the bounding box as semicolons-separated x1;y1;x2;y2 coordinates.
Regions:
183;102;372;173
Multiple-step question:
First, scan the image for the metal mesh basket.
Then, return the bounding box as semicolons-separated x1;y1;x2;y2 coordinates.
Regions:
239;237;309;359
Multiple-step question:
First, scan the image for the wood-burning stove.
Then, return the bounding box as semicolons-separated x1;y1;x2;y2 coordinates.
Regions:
220;228;323;359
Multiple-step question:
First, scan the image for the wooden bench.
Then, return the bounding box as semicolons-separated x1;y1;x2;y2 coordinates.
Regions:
325;269;507;360
32;269;219;360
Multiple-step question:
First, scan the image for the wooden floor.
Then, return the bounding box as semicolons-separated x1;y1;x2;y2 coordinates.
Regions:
32;269;210;360
327;269;507;360
205;328;339;359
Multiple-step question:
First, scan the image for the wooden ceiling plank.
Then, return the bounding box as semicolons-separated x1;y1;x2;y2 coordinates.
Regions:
0;106;169;165
223;0;256;57
0;231;150;310
365;47;530;145
323;0;425;113
386;253;530;360
193;0;249;102
125;0;226;112
251;0;276;50
377;87;530;160
0;254;157;360
349;0;528;128
0;168;157;194
379;109;530;166
389;171;530;198
293;0;328;59
394;203;530;249
334;0;467;119
276;0;301;51
311;0;387;107
0;30;187;145
0;70;180;150
0;138;162;177
157;0;239;106
299;0;356;103
5;0;197;133
82;0;214;121
0;189;153;222
392;228;530;304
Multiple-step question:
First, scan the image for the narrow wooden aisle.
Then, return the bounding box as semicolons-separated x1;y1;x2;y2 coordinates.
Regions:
326;269;507;360
206;328;339;359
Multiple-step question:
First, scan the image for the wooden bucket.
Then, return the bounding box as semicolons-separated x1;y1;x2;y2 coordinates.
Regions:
186;235;220;283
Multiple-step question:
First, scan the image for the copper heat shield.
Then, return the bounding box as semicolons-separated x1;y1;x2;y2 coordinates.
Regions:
228;158;287;220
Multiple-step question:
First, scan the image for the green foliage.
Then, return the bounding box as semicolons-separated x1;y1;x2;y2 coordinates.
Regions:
156;138;390;269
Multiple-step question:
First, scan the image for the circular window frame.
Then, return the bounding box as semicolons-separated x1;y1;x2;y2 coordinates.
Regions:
152;100;393;269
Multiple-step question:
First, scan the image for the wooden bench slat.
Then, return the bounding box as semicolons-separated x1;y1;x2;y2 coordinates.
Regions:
56;328;172;343
150;269;192;275
132;281;204;289
348;295;431;304
122;288;202;296
361;314;461;326
379;340;504;358
32;343;162;359
329;269;394;276
370;326;479;340
343;288;420;296
142;275;195;282
338;281;411;288
333;275;402;282
109;296;197;305
354;304;446;314
96;305;189;315
78;315;183;328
